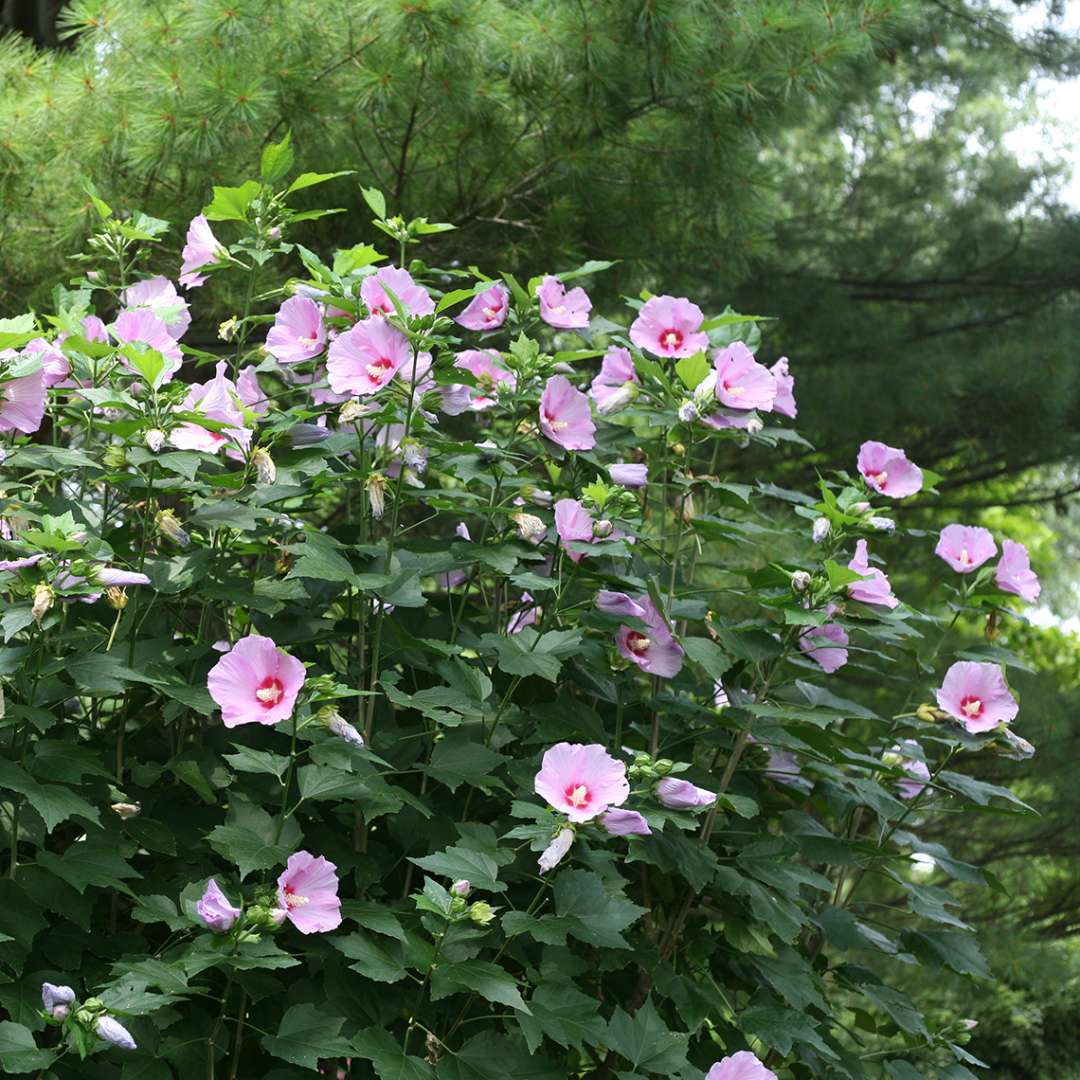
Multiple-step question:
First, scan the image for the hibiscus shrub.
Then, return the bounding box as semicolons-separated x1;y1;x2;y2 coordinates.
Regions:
0;145;1040;1079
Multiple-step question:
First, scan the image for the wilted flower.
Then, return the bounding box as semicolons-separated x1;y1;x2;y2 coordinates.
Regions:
770;357;797;418
534;742;630;823
156;509;190;547
678;401;699;423
847;539;899;608
207;634;306;728
251;448;277;485
95;1015;137;1050
366;473;387;519
935;524;997;574
600;808;652;836
322;706;365;748
510;512;546;544
32;583;54;626
536;275;591;329
868;516;896;532
361;266;435;318
110;802;141;818
265;296;327;364
456;282;509;330
539;376;596;450
745;416;764;435
538;826;575;873
218;317;239;342
42;982;76;1018
857;441;923;499
196;878;242;932
706;1051;777;1080
935;661;1018;733
994;539;1040;602
656;777;717;809
276;851;342;934
105;587;128;609
996;728;1036;760
629;294;708;358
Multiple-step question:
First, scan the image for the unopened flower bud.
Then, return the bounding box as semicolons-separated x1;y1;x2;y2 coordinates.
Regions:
654;758;674;775
156;509;189;547
538;826;574;873
745;417;764;435
995;728;1036;760
218;317;239;343
915;703;940;723
251;448;276;485
852;501;871;514
468;901;496;926
268;226;282;241
962;1019;978;1031
592;519;613;539
791;570;812;593
32;583;54;627
95;1015;137;1050
366;473;386;519
111;802;141;819
87;270;101;283
510;512;546;544
672;442;685;457
320;706;365;748
52;1004;69;1021
678;401;699;423
868;516;895;532
105;587;128;610
103;445;127;469
144;429;166;453
450;879;471;898
812;517;830;543
597;382;637;416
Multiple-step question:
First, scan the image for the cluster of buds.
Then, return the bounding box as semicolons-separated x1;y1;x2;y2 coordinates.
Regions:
41;983;137;1052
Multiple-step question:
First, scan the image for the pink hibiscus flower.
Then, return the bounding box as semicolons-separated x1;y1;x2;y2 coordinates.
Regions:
170;361;251;454
613;593;685;678
706;1051;778;1080
22;337;70;387
179;214;224;289
935;661;1018;733
326;317;410;396
770;357;796;418
237;366;269;415
857;441;923;499
539;375;596;450
456;282;509;330
536;275;591;329
534;742;630;823
0;368;46;435
453;349;516;410
207;634;306;728
361;266;434;318
589;347;639;415
197;878;241;932
799;610;849;674
554;499;596;563
276;851;342;934
713;342;777;411
121;276;191;339
847;539;899;608
265;296;327;364
995;539;1041;602
934;524;997;574
112;309;184;382
629;294;708;358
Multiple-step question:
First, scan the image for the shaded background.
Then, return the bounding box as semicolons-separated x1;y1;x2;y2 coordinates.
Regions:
2;1;1079;1073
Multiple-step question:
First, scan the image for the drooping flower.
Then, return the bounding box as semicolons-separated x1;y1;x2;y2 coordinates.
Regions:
507;592;539;635
534;742;630;823
935;661;1018;733
121;277;191;339
889;740;931;800
361;266;435;318
207;634;306;728
536;275;591;329
112;309;184;382
589;347;639;415
196;879;242;932
934;524;997;574
705;1051;778;1080
538;827;575;873
713;342;777;411
629;295;708;358
326;317;410;396
539;375;596;450
276;851;342;934
798;611;849;674
770;357;797;418
170;361;251;454
995;539;1041;602
614;594;685;678
656;777;717;809
0;369;46;434
95;1015;137;1050
265;296;327;364
600;808;652;836
42;982;76;1018
179;214;224;289
22;337;70;387
323;707;366;748
453;349;516;410
456;282;509;330
857;441;923;499
609;462;648;488
847;540;899;608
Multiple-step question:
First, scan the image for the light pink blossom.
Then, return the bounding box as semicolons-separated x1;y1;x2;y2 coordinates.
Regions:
326;317;410;396
265;296;327;364
22;337;70;387
0;369;46;434
456;282;509;331
276;851;342;934
614;594;684;678
534;742;630;823
935;661;1018;733
995;539;1041;602
589;347;639;414
170;361;251;454
656;777;717;809
237;366;269;415
935;524;997;574
453;349;516;410
112;309;184;382
847;539;899;608
713;342;777;411
207;634;306;728
539;375;595;450
629;295;708;358
706;1051;778;1080
536;275;591;329
197;878;241;932
857;441;923;499
770;357;797;418
361;266;434;318
600;808;652;836
179;214;223;289
121;277;191;339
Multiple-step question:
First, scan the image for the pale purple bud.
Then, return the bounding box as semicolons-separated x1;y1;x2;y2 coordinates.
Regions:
269;907;288;926
42;983;76;1017
87;270;101;282
95;1015;137;1050
538;827;574;873
323;708;365;748
745;417;764;435
110;802;141;818
596;382;636;416
289;423;332;446
678;401;699;423
852;500;871;514
962;1019;978;1031
600;809;652;836
552;362;575;375
450;879;471;898
609;462;648;488
868;516;895;532
268;226;282;241
196;878;241;933
591;519;613;538
812;517;830;543
656;777;717;810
